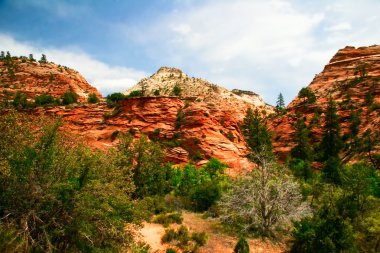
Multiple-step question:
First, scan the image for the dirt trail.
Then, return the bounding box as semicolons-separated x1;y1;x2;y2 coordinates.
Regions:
138;211;286;253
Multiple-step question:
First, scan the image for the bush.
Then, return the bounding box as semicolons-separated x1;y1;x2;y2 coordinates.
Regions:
61;91;78;105
191;232;208;246
172;84;182;96
87;93;100;103
153;212;183;227
0;112;136;252
34;93;55;106
161;226;207;251
128;90;143;98
234;237;250;253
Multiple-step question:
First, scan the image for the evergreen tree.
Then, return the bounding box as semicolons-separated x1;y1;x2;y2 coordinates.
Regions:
276;93;285;112
298;87;316;104
291;113;313;161
234;237;250;253
0;51;4;59
320;96;343;160
241;108;272;159
289;113;314;180
320;96;343;184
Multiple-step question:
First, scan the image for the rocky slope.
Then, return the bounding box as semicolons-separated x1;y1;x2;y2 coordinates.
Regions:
0;55;102;101
126;66;272;112
33;64;275;171
270;45;380;161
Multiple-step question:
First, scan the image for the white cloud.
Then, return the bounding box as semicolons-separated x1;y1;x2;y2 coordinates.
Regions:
324;22;351;32
127;0;379;104
0;34;147;95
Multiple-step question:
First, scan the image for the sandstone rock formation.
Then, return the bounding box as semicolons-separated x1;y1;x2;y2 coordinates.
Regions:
270;45;380;161
0;56;101;102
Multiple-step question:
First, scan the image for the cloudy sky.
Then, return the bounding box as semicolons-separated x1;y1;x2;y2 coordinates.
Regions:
0;0;378;105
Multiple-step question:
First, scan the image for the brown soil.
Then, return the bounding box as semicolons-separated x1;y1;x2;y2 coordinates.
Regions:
137;211;286;253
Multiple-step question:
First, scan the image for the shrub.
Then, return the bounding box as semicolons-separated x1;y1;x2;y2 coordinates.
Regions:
87;93;100;103
172;84;182;96
175;108;185;129
153;212;183;227
128;90;143;98
61;91;78;105
34;93;55;106
154;89;160;96
0;112;136;252
191;232;208;246
234;237;250;253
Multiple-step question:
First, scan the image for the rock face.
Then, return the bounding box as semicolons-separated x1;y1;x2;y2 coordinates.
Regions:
9;64;272;171
126;66;272;111
0;56;102;101
270;45;380;161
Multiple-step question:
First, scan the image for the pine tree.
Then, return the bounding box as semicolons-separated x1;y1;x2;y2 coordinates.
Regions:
291;113;313;161
0;51;4;59
276;93;285;112
241;108;272;160
320;96;343;184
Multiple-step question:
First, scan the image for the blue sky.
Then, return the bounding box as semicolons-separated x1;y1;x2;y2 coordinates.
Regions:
0;0;379;105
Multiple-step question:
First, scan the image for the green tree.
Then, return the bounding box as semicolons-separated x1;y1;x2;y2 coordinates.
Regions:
290;206;354;253
319;96;343;184
118;134;174;198
241;108;272;160
298;87;316;104
234;237;250;253
289;113;314;181
276;93;285;113
87;93;100;103
0;113;136;252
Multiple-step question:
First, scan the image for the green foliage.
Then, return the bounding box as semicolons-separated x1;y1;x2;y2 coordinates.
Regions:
12;91;28;109
298;87;316;104
39;54;47;63
107;92;126;103
175;108;185;129
34;93;55;106
173;159;227;212
128;90;143;98
290;206;355;253
87;92;100;103
234;237;250;253
118;134;174;198
161;225;207;251
291;113;313;162
291;162;380;252
153;212;183;227
241;108;272;160
0;113;136;252
276;92;285;113
154;89;160;96
61;91;78;105
172;83;182;96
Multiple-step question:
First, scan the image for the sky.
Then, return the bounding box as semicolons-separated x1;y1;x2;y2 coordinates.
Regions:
0;0;379;105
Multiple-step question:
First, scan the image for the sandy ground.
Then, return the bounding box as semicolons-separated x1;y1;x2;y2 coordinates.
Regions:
138;211;286;253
